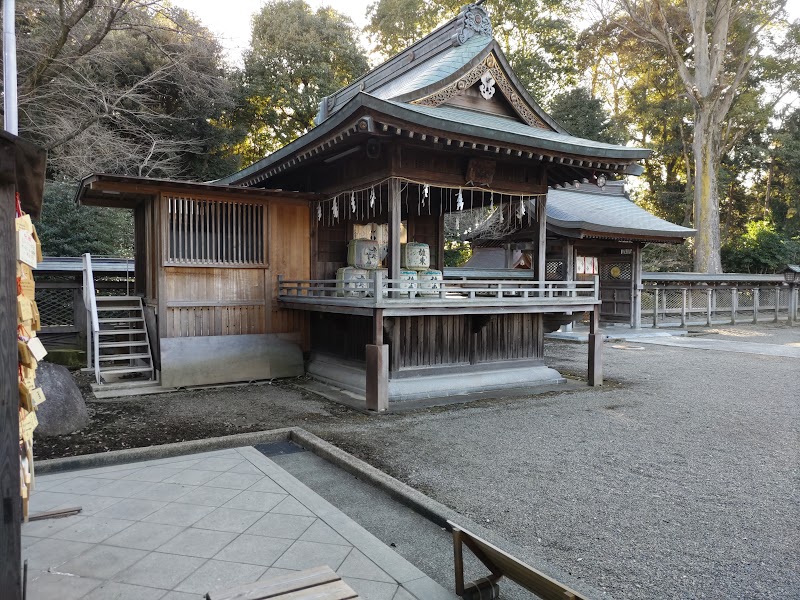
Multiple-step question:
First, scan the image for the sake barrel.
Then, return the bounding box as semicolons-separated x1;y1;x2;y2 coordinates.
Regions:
347;239;380;270
401;242;430;270
397;270;418;297
336;267;369;297
417;269;443;297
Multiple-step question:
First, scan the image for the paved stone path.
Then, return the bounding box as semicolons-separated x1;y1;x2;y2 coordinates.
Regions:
634;336;800;357
23;447;455;600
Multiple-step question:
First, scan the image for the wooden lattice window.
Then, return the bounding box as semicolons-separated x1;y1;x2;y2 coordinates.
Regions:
165;196;267;266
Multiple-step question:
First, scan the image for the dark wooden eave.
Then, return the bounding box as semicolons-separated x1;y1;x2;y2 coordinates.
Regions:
75;173;323;208
220;94;649;189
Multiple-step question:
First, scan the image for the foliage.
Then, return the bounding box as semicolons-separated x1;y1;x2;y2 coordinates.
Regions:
233;0;369;164
444;241;472;267
721;220;800;273
11;1;237;181
769;106;800;237
36;182;133;258
597;0;795;273
641;242;694;272
366;0;578;101
547;87;621;143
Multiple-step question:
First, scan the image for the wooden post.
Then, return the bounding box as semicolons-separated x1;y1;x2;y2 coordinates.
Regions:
774;288;780;323
680;288;687;328
588;306;603;386
652;288;659;328
365;336;388;413
388;178;401;287
632;243;642;329
453;528;465;596
753;288;759;324
731;287;738;325
535;196;547;283
706;289;712;326
789;285;797;326
0;145;22;600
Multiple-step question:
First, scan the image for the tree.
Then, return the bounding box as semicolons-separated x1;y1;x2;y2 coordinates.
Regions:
548;87;622;143
36;182;133;257
366;0;578;102
10;0;236;180
608;0;791;273
234;0;369;164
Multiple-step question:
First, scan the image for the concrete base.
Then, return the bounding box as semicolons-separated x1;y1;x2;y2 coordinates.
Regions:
307;354;566;403
161;333;303;388
547;327;687;344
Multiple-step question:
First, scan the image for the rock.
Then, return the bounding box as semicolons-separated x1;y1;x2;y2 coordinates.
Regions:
34;363;89;436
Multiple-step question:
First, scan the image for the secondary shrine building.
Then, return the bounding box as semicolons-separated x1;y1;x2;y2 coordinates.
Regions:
77;4;653;409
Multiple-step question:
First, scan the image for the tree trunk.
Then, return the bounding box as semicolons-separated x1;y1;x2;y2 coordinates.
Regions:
693;105;723;273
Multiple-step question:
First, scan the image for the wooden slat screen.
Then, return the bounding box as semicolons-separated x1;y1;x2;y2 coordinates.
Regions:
166;195;266;265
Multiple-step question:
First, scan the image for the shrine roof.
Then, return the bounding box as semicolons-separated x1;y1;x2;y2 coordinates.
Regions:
545;182;695;240
383;101;650;160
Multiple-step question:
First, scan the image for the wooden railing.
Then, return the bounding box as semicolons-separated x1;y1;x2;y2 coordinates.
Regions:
278;271;599;306
82;253;101;383
642;278;798;327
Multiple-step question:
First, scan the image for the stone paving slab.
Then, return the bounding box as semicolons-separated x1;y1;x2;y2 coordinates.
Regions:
635;335;800;357
23;447;456;600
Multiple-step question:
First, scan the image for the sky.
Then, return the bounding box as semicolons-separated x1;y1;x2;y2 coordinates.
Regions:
171;0;372;65
173;0;800;68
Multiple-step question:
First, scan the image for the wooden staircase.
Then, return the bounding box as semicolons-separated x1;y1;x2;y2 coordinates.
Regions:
94;296;154;383
83;253;155;385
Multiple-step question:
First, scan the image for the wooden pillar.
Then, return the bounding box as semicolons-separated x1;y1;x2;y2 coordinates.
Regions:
503;244;513;269
588;307;603;386
632;243;643;329
388;178;401;283
0;144;22;600
366;309;388;411
534;196;547;283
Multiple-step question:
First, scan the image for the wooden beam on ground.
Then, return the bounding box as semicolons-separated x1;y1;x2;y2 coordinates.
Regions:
0;141;22;600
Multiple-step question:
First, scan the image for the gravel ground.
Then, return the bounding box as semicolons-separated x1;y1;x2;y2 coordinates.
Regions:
37;324;799;598
314;326;799;600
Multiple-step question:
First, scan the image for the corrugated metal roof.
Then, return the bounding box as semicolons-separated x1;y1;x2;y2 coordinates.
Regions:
545;183;694;238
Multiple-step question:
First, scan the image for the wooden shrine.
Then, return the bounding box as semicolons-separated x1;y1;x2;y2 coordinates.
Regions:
465;180;695;328
78;4;653;408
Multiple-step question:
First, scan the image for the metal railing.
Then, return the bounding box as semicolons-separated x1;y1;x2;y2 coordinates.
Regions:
278;271;599;307
82;253;101;383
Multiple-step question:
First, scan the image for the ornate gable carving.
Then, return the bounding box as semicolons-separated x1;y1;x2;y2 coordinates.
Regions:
411;54;550;129
456;6;492;45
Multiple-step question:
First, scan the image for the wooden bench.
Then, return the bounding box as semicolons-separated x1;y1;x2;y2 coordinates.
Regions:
449;521;588;600
206;565;359;600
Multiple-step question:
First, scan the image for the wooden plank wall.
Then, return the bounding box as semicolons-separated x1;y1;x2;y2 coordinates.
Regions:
473;313;540;363
396;313;542;370
159;198;310;349
268;202;311;345
397;315;470;369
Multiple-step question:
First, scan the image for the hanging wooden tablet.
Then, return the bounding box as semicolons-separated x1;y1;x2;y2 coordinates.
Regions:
27;336;47;362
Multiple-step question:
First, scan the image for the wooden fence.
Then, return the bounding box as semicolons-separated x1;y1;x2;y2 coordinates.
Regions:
642;273;798;327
